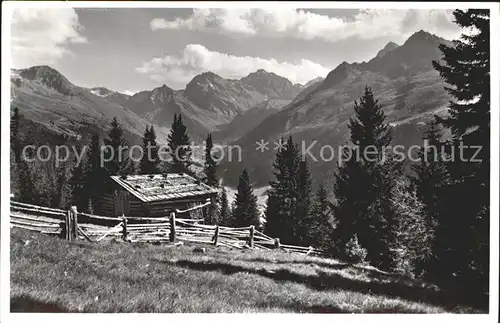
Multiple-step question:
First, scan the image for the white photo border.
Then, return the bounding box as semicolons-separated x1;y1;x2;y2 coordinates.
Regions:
1;2;498;322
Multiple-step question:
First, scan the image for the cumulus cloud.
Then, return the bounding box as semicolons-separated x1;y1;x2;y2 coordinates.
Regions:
11;8;87;68
135;44;330;89
150;9;462;42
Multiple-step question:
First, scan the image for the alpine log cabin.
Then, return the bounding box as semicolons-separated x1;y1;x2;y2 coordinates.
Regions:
95;173;219;219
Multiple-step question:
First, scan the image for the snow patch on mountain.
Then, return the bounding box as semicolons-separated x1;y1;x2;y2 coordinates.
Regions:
90;89;110;97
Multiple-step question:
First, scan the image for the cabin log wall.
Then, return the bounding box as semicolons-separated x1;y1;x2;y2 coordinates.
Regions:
94;182;216;219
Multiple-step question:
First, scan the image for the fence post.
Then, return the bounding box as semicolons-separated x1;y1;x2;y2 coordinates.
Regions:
59;219;66;240
213;225;219;246
122;215;128;241
70;206;78;241
65;210;71;240
274;238;281;249
169;212;176;242
249;225;255;248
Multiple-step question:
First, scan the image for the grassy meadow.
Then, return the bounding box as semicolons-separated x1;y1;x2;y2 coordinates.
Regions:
10;228;483;313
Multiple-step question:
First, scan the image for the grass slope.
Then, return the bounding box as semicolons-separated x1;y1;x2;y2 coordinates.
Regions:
10;228;481;313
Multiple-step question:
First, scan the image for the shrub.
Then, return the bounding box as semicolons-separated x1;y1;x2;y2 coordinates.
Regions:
344;234;368;264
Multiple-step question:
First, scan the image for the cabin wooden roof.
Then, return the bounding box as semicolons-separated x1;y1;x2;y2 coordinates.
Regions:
110;173;219;203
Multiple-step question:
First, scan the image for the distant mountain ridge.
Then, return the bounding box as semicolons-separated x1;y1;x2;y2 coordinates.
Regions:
124;69;304;139
10;65;308;141
221;30;453;187
10;65;170;143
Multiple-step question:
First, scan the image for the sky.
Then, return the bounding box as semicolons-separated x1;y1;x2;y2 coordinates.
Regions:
10;7;463;95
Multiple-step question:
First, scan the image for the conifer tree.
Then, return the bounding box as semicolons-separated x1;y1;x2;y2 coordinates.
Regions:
295;159;312;244
148;125;160;173
139;125;160;174
84;133;108;213
11;107;22;163
264;136;300;243
233;169;260;228
139;125;150;174
431;9;490;295
166;114;192;175
390;178;434;277
204;133;218;187
310;184;334;250
30;161;57;207
10;148;20;199
69;142;88;211
412;122;447;213
10;107;24;201
17;159;36;204
333;86;398;269
104;117;132;176
53;160;72;209
219;185;232;226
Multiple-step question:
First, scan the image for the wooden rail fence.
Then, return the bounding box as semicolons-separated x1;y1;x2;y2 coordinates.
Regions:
9;201;325;257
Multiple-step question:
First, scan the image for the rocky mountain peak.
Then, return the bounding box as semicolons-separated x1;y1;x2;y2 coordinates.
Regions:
304;77;325;88
196;71;221;82
321;61;356;88
19;65;74;95
361;30;451;78
151;84;174;103
243;69;283;81
405;30;443;45
185;71;225;93
376;41;400;58
19;65;61;79
248;69;272;77
240;69;300;100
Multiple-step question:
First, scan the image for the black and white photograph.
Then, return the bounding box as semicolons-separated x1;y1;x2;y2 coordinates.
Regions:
1;1;498;319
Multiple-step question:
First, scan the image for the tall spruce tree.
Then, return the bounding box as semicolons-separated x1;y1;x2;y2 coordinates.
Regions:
139;125;160;174
219;185;232;226
264;136;300;243
11;107;22;163
69;142;88;211
233;169;260;228
431;9;490;296
166;114;192;174
84;133;108;213
13;107;36;204
295;159;313;245
11;107;26;201
139;125;151;174
412;122;447;213
10;148;20;198
53;159;72;209
104;117;132;176
390;178;434;277
333;86;398;269
30;162;52;206
309;184;334;250
204;133;218;187
17;159;36;204
410;122;448;276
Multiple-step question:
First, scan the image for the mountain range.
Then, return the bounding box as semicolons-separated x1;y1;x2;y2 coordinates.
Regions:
10;29;452;188
222;30;452;186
